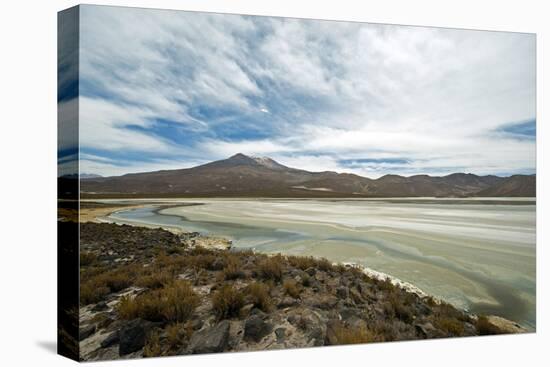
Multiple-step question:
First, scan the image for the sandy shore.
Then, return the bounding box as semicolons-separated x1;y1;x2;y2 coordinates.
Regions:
79;204;147;223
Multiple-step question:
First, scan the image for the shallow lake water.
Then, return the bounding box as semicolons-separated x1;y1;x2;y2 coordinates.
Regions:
105;198;536;330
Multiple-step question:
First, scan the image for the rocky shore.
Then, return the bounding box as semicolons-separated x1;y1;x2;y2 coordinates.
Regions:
76;222;522;361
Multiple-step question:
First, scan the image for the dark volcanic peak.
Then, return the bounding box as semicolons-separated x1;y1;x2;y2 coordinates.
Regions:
80;154;536;198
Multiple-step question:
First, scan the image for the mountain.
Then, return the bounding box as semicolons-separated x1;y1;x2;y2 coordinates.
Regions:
474;174;536;197
80;153;536;198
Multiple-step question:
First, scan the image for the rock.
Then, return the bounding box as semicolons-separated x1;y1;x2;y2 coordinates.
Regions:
244;315;273;342
278;297;299;309
188;320;230;354
250;307;266;317
79;324;96;341
415;322;437;338
275;328;286;343
414;302;431;316
336;286;349;299
339;307;361;321
308;294;339;310
92;301;108;312
100;331;119;348
485;316;528;334
190;319;204;331
305;267;316;276
463;322;477;335
119;319;154;356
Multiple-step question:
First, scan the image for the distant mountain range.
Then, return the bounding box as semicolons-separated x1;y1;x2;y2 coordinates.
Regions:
79;153;536;198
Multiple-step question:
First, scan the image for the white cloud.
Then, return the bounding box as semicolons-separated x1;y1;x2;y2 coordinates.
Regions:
76;6;535;178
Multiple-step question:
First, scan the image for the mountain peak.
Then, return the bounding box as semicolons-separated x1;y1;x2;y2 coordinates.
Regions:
228;153;250;160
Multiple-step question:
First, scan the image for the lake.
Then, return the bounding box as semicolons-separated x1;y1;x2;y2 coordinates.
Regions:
104;197;536;329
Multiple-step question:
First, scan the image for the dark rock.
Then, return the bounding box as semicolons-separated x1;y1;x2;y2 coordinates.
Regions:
339;307;361;321
305;267;316;276
244;315;273;342
210;258;225;271
190;319;204;331
250;307;266;317
415;322;437;338
92;301;108;312
416;302;432;316
79;324;96;341
119;319;154;356
189;321;230;354
100;331;119;348
336;286;349;299
287;314;299;325
275;328;286;343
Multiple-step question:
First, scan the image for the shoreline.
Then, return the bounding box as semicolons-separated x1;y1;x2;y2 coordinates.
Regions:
83;203;529;331
95;205;430;296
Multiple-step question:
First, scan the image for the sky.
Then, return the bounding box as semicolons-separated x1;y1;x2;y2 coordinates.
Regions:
59;5;536;178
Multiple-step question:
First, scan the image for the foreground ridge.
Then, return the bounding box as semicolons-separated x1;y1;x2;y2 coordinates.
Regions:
69;221;523;361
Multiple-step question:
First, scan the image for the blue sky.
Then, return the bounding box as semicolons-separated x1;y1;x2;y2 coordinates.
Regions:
59;5;536;178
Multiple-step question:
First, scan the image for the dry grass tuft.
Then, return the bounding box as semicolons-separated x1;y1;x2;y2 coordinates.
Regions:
211;284;244;319
283;279;301;299
245;282;271;312
117;280;199;323
258;256;284;282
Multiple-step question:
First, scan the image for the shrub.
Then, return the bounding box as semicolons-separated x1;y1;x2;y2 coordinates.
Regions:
117;281;199;323
435;317;465;336
143;331;162;357
117;295;140;320
301;273;312;287
212;284;244;319
258;256;283;282
222;256;245;280
330;323;377;345
80;252;97;266
287;255;317;270
80;284;110;305
283;279;301;299
245;282;271;312
388;293;414;323
136;270;172;289
377;278;395;292
165;323;185;349
315;257;334;272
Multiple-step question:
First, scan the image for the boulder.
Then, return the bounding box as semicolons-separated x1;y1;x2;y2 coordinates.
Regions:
485;316;528;334
415;322;437;338
275;328;286;343
100;331;119;348
244;315;273;342
92;301;108;312
119;319;154;356
79;324;96;341
188;320;230;354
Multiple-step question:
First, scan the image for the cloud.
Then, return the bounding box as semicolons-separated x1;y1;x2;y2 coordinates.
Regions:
74;5;536;178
